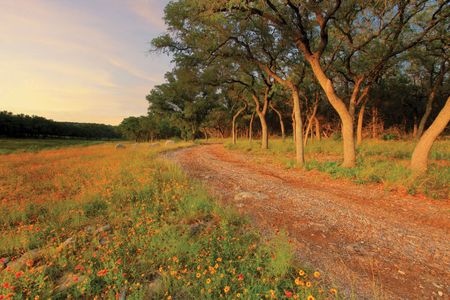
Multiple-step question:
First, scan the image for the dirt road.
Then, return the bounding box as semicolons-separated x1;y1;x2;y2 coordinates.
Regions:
166;144;449;299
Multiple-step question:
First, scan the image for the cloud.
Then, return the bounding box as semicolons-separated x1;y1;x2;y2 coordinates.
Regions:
0;0;171;125
126;0;168;30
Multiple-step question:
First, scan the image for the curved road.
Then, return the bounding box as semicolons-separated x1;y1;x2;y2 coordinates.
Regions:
166;144;449;299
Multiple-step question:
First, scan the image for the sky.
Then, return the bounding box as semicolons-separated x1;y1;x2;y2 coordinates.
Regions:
0;0;172;125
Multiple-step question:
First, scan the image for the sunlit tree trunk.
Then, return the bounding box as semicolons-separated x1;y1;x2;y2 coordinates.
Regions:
270;104;285;141
411;97;450;173
248;112;255;143
314;117;321;141
309;57;356;167
232;104;246;145
356;98;367;146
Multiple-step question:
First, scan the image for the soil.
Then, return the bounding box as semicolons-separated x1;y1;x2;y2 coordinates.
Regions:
166;143;449;300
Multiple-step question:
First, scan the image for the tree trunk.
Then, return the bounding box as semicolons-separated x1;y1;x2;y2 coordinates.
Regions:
417;61;447;138
372;107;378;139
308;57;356;167
270;104;285;141
257;112;269;149
356;98;367;146
314;117;321;141
417;88;437;138
411;96;450;173
249;112;255;143
232;105;246;145
291;111;296;143
291;88;305;166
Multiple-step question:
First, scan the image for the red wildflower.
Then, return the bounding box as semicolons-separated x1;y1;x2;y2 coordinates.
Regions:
74;264;85;271
284;290;293;298
97;269;108;277
237;274;244;281
14;272;24;279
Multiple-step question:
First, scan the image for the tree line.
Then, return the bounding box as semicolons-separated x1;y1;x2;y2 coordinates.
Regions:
0;111;121;140
129;0;449;173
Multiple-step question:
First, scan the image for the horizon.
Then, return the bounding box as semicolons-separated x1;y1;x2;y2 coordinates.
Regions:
0;0;172;125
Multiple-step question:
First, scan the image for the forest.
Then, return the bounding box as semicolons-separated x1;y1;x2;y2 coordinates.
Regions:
0;111;121;140
121;0;450;174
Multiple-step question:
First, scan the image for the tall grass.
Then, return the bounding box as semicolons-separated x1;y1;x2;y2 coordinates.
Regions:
226;138;449;199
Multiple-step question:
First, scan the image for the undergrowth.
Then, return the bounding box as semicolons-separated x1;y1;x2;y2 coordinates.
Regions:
226;138;449;199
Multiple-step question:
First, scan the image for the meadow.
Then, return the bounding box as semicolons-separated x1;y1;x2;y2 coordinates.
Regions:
0;142;335;299
226;138;450;199
0;139;105;154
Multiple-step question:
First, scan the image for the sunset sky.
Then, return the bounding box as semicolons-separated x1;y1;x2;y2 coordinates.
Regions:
0;0;171;125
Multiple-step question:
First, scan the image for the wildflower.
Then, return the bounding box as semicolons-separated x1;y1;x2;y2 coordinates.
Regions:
284;290;293;298
97;269;108;277
224;286;230;293
216;257;222;262
294;277;304;286
15;271;24;279
206;278;211;284
298;269;305;276
75;264;85;272
236;293;241;298
237;274;244;281
73;276;79;283
269;290;276;298
306;281;312;287
330;288;338;295
313;271;320;278
196;273;201;278
2;282;11;289
214;263;219;269
307;296;315;300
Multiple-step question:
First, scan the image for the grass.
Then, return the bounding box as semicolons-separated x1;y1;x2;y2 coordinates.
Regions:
225;138;449;199
0;142;337;299
0;139;107;154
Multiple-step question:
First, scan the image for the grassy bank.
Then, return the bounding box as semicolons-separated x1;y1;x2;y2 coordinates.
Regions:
0;139;108;154
0;143;335;299
226;138;449;199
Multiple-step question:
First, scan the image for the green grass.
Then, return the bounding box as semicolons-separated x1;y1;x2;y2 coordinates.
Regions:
226;138;449;199
0;143;337;299
0;139;106;154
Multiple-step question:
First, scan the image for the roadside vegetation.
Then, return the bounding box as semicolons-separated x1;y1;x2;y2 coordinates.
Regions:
0;143;335;299
226;138;449;199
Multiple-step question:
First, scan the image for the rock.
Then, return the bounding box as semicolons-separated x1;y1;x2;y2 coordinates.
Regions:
56;273;87;292
189;223;206;236
164;140;175;146
115;144;126;149
94;224;112;234
99;237;108;245
234;191;268;202
149;142;160;148
8;249;44;271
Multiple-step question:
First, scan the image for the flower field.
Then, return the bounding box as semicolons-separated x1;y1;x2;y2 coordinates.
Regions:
0;142;336;299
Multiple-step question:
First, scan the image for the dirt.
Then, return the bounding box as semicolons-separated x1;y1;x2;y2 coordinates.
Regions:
166;144;449;300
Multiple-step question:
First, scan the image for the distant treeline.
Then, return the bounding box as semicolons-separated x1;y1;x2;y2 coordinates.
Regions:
0;111;121;139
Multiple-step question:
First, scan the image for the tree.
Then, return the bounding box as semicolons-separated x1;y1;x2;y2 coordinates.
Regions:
197;0;448;167
411;96;450;173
